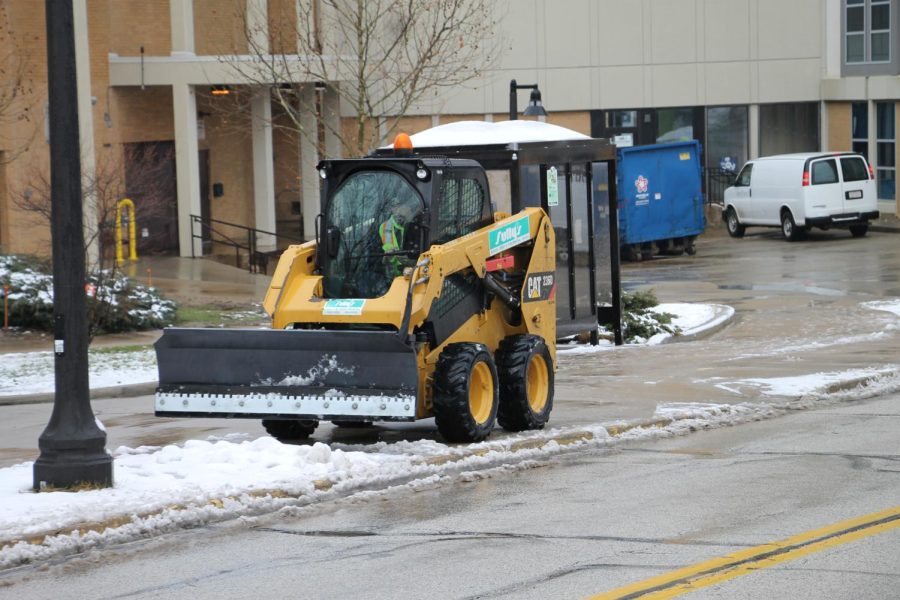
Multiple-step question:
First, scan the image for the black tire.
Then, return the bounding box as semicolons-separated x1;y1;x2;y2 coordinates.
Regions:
496;335;554;432
849;224;868;238
331;420;374;428
781;210;802;241
262;419;318;441
432;343;499;443
725;208;745;238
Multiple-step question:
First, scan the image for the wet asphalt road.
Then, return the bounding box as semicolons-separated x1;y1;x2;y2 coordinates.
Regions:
1;227;899;598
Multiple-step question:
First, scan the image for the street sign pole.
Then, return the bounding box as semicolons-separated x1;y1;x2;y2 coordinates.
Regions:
33;0;113;491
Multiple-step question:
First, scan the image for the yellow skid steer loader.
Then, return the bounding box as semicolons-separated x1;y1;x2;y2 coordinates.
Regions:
155;140;557;443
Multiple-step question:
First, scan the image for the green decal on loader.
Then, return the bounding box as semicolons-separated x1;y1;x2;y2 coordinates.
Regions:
488;214;530;255
323;299;366;315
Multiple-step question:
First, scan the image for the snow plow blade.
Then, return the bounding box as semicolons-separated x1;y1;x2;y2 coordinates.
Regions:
154;328;419;421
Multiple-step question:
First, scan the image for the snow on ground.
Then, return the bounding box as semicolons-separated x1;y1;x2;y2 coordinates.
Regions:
558;303;734;354
863;299;900;318
707;366;900;398
2;365;899;568
0;348;157;396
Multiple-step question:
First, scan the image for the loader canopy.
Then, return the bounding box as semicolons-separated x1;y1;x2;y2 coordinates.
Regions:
323;170;424;299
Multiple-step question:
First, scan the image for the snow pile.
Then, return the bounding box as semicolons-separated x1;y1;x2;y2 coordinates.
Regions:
863;299;900;319
715;366;900;399
391;120;591;148
559;303;732;354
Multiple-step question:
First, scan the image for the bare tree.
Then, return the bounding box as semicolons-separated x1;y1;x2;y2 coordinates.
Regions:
0;2;38;164
222;0;503;157
13;144;175;337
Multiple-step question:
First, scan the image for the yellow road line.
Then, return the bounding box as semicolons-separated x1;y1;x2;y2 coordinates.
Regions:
587;506;900;599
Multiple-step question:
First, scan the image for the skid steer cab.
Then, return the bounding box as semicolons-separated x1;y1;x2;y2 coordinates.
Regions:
155;139;557;443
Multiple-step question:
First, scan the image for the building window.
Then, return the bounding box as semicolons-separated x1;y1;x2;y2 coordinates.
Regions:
871;0;891;62
876;102;895;200
846;0;891;64
852;102;869;158
847;0;865;62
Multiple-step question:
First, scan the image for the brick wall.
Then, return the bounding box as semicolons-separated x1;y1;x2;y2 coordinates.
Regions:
827;102;851;152
194;0;247;56
108;0;170;57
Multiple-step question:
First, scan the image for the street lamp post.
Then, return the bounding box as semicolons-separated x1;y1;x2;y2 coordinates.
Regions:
33;0;113;491
509;79;548;121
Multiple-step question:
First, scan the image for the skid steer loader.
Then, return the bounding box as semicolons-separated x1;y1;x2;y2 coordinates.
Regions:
155;136;557;443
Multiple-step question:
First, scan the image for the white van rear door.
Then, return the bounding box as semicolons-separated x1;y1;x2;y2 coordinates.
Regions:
807;158;842;217
838;155;874;213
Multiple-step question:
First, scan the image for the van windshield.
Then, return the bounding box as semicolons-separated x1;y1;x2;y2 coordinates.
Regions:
840;156;869;182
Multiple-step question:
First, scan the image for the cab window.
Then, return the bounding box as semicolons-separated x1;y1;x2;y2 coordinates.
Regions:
735;163;753;187
811;159;839;185
433;177;488;245
840;156;869;182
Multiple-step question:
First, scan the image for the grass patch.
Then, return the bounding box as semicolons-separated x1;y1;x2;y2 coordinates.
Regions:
91;344;152;355
175;305;266;327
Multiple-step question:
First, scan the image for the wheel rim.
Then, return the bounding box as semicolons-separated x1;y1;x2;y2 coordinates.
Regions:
526;354;549;412
468;361;494;424
783;216;792;236
727;213;736;231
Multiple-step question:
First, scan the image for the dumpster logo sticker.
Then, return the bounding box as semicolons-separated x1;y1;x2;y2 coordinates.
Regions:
323;299;366;316
488;214;530;255
524;272;556;303
635;175;649;194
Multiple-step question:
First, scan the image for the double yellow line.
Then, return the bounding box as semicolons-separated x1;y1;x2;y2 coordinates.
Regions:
588;506;900;599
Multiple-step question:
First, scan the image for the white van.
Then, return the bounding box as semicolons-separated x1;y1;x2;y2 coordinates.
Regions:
722;152;879;241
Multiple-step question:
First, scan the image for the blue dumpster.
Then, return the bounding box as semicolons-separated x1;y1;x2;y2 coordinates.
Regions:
616;141;705;260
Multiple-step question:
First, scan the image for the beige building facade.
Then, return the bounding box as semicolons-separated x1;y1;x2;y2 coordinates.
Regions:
0;0;897;260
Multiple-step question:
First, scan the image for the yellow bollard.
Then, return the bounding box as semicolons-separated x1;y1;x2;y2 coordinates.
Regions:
115;198;138;266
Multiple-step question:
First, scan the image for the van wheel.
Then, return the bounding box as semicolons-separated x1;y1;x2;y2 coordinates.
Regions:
849;224;868;238
781;211;802;242
725;209;745;238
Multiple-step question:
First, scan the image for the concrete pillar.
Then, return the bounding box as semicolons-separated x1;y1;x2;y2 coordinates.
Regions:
252;87;277;248
173;83;202;257
299;84;320;240
73;0;98;266
170;0;195;55
246;0;269;54
322;84;342;159
749;104;760;159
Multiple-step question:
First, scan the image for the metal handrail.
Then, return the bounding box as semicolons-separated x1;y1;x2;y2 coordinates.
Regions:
190;214;305;273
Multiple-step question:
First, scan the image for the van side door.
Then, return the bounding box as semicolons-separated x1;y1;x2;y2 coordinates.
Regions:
806;158;841;219
838;155;874;213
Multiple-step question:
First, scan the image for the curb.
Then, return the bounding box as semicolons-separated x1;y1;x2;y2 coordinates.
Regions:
662;304;736;345
0;382;157;407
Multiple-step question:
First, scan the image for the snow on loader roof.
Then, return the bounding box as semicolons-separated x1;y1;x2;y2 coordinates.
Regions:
383;120;591;148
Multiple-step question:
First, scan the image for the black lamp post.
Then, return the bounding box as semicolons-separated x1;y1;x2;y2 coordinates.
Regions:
33;0;113;491
509;79;548;121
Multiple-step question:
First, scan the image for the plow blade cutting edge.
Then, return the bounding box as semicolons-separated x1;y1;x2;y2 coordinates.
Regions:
154;328;419;421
